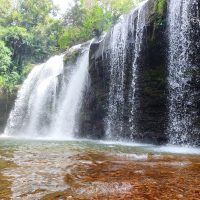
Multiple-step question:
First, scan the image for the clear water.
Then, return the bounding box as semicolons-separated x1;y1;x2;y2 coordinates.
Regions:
0;137;200;199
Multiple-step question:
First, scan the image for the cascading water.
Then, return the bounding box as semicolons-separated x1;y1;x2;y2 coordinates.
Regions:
105;0;149;140
4;55;64;136
5;0;200;145
128;0;148;134
167;0;200;145
105;16;129;140
4;44;91;139
50;47;90;138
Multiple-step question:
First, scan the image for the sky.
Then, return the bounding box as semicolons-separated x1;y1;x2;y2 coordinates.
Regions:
53;0;75;14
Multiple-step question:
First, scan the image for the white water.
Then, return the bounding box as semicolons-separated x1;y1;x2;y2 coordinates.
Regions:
167;0;199;145
4;44;91;139
105;0;149;140
4;55;64;136
105;15;129;140
129;0;149;133
50;48;90;139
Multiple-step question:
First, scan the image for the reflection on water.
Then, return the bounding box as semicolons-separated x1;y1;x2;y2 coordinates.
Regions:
0;138;200;199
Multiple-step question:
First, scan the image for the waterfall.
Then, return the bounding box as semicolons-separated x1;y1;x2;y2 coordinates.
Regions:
5;0;200;145
105;16;129;140
105;0;149;140
167;0;200;145
128;0;148;134
49;47;90;139
4;55;64;136
4;44;91;139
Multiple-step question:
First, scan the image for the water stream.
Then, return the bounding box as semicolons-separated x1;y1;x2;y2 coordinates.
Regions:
4;45;91;139
167;0;200;145
0;138;200;199
105;0;149;140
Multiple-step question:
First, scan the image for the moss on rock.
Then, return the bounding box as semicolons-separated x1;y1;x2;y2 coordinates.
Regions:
153;0;167;26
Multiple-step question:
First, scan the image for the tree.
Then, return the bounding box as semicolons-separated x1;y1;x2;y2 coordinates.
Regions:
32;18;63;61
62;2;85;26
0;41;12;73
18;0;56;30
0;0;13;25
0;0;143;91
0;26;33;72
0;0;62;92
59;0;142;49
58;26;82;49
59;1;112;49
0;40;20;93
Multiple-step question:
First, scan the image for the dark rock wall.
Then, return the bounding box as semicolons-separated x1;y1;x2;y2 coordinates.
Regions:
135;0;168;144
187;1;200;145
0;90;16;133
80;0;169;144
80;36;111;139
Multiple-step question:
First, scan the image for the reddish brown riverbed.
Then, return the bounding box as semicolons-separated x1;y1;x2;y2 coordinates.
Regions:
43;152;200;200
0;139;200;200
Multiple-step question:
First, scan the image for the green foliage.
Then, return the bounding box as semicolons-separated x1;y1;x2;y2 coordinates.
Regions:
0;36;19;93
32;18;63;61
109;0;139;12
59;26;82;49
63;3;84;26
21;64;33;78
59;3;113;49
0;71;20;93
82;4;112;35
0;0;143;91
156;0;166;16
59;0;141;49
0;26;33;72
0;0;13;25
17;0;55;30
0;0;63;93
100;0;142;22
0;41;12;73
154;0;166;26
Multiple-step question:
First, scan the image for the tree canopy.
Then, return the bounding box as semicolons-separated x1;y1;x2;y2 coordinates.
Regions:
0;0;142;92
59;0;142;49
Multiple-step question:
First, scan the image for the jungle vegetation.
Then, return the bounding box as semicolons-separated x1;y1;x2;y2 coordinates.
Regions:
0;0;141;92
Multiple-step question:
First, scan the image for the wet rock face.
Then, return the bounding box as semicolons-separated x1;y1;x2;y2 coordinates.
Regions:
79;37;111;139
135;3;168;144
80;0;169;144
0;90;16;133
188;1;200;144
